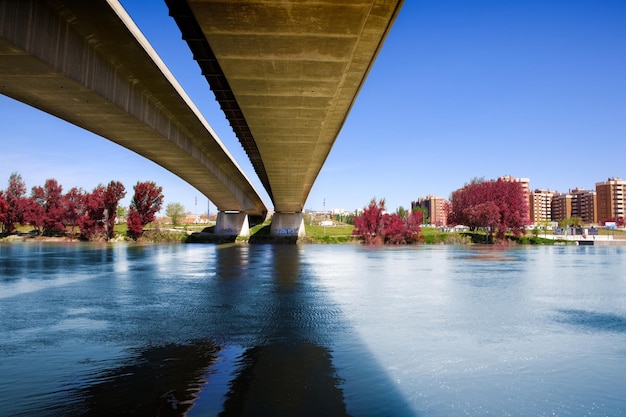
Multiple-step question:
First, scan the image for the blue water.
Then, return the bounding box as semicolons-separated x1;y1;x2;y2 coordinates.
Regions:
1;242;625;416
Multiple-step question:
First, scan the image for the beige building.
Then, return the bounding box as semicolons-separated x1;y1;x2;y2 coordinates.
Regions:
596;177;625;222
536;188;596;225
412;195;448;226
534;188;597;225
530;189;554;224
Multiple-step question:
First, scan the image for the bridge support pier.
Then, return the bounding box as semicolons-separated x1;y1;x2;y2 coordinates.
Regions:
270;212;306;237
216;211;250;237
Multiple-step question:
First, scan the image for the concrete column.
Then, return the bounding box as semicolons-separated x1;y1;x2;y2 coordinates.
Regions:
216;211;250;236
270;212;306;237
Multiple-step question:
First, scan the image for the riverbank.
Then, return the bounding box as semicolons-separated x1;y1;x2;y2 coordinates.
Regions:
0;229;186;244
3;224;626;245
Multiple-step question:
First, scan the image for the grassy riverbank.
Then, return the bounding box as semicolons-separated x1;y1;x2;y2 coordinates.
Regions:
4;221;624;245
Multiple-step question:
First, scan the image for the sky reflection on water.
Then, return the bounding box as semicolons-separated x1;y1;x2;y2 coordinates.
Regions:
1;243;625;416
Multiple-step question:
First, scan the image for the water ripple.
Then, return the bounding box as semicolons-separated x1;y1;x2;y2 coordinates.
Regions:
556;309;626;333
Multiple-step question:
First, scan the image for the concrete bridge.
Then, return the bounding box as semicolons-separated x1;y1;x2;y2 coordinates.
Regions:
0;0;403;237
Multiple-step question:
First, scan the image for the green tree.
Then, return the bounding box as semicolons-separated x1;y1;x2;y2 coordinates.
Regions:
538;219;552;238
558;216;582;228
532;225;540;238
166;202;185;227
558;216;583;235
116;205;127;221
570;216;583;227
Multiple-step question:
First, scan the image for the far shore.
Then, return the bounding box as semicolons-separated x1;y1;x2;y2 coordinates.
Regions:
3;227;626;246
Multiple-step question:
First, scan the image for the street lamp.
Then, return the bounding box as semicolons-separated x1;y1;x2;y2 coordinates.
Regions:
323;198;326;237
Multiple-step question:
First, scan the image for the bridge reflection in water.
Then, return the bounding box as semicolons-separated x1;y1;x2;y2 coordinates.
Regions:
48;244;415;416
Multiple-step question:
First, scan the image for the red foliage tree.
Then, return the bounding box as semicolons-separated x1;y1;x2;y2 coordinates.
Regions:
383;212;407;244
600;217;626;228
28;179;66;235
64;187;86;236
126;206;143;239
463;201;500;233
353;198;386;244
21;196;45;234
78;185;106;240
2;172;27;232
0;193;9;233
27;185;46;233
103;181;126;239
448;178;529;239
353;198;422;244
127;181;163;239
0;175;127;240
404;210;423;242
462;201;500;242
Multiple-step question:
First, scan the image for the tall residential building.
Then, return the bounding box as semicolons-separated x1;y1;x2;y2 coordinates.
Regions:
596;177;626;221
551;192;572;222
570;188;597;224
411;195;448;226
530;189;554;224
499;175;531;223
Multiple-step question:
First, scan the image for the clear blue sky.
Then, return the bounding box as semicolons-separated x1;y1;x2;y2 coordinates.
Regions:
2;0;625;214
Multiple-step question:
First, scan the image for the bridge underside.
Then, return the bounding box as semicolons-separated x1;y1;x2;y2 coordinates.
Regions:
167;0;403;214
0;0;267;220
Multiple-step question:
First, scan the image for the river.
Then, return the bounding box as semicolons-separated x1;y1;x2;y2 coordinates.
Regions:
1;242;625;416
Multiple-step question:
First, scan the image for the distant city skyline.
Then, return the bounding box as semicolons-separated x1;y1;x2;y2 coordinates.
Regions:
416;174;625;200
2;1;625;214
414;175;625;226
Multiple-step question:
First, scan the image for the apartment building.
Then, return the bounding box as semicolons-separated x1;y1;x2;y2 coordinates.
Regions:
596;177;625;222
411;195;448;226
570;188;597;224
551;192;572;222
530;189;554;224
